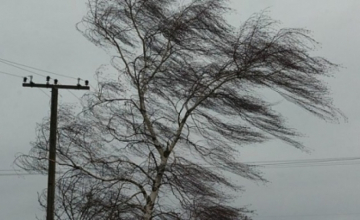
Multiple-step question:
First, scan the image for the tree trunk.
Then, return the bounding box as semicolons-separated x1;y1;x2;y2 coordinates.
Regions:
143;158;167;220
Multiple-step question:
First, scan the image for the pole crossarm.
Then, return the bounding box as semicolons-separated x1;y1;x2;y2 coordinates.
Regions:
23;83;90;90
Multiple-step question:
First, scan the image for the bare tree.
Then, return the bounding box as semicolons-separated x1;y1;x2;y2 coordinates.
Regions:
17;0;343;219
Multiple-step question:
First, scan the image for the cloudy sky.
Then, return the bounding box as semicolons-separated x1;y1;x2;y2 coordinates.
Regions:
1;0;359;219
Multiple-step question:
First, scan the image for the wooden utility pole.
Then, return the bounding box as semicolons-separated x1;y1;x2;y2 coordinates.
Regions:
23;76;89;220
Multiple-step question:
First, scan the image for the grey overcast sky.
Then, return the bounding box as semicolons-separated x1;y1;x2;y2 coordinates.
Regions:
0;0;359;219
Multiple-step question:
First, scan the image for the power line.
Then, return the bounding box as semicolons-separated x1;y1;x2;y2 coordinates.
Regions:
0;156;359;171
0;57;79;80
0;173;43;177
0;70;24;78
0;59;47;78
0;169;23;172
257;212;360;218
247;156;360;165
260;163;360;169
246;156;360;168
2;155;360;177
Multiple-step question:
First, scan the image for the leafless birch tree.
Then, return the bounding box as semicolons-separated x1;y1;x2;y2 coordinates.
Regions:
17;0;342;219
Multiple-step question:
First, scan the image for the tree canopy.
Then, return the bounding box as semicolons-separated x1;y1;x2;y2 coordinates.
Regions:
17;0;342;219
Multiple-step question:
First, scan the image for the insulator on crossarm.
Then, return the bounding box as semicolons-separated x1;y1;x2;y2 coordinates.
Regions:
54;79;58;85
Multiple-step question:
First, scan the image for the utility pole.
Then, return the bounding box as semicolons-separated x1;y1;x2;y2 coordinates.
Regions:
23;76;89;220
